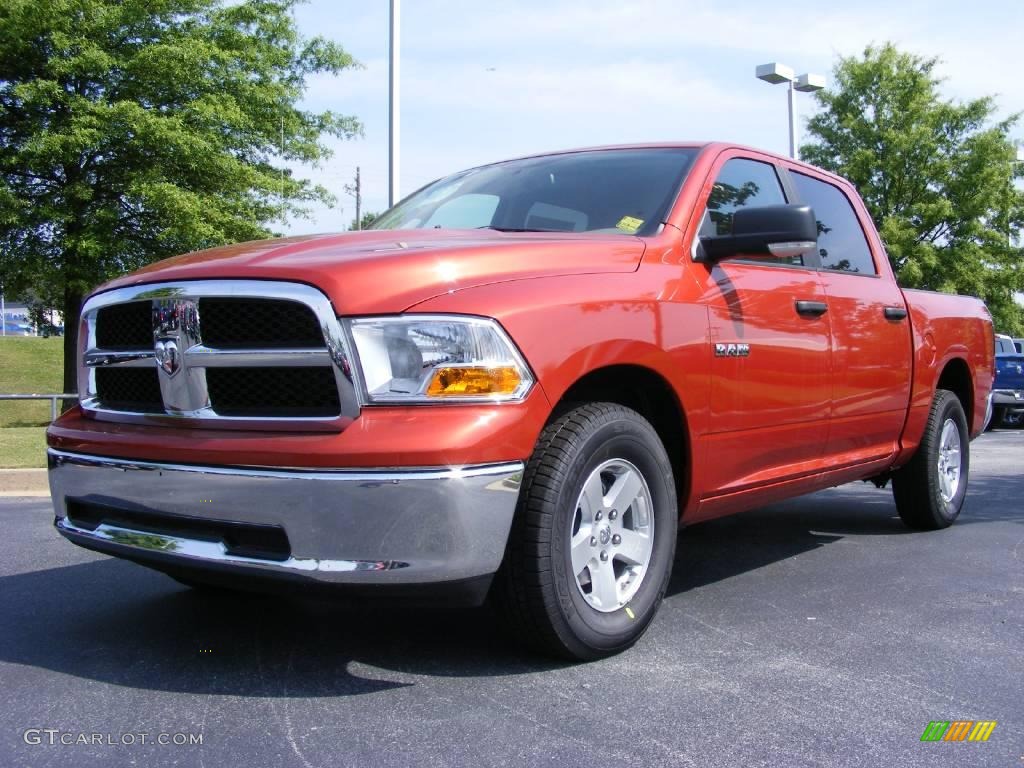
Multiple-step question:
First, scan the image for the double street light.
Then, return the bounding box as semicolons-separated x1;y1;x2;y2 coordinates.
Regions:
755;62;825;159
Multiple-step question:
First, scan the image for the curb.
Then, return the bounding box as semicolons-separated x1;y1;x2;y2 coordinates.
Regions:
0;469;50;495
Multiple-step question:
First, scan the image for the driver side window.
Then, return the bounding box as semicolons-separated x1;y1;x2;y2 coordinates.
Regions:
700;158;799;265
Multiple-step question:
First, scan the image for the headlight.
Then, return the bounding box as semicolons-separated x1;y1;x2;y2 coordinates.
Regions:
342;315;534;404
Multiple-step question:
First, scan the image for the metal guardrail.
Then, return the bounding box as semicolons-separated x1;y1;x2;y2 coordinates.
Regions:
0;394;78;422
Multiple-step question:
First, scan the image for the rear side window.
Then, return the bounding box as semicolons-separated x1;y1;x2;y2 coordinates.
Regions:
791;172;877;275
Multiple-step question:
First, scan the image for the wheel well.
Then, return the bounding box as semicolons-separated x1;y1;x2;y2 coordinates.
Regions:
937;358;972;421
553;365;690;509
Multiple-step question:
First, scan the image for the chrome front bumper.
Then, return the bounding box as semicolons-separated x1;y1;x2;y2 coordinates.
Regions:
48;449;523;595
992;389;1024;408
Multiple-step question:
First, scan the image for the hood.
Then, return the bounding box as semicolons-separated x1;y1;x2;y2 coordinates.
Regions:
97;229;646;313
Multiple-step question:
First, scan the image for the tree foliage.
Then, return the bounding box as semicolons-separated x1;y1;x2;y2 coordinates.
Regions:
349;210;378;231
801;43;1024;334
0;0;361;391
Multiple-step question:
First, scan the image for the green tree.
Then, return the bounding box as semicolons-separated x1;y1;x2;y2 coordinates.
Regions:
801;43;1024;334
349;211;379;231
0;0;361;393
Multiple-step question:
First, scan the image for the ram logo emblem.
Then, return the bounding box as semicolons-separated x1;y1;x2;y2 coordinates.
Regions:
154;338;181;376
715;343;751;358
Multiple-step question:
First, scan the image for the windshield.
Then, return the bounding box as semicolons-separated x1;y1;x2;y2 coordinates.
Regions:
372;148;697;236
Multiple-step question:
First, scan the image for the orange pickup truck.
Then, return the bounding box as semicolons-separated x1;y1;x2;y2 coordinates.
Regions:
47;143;994;659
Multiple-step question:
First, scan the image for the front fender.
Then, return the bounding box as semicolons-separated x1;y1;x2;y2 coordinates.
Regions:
406;270;713;447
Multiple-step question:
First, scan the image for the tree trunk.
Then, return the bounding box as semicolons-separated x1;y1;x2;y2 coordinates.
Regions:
62;285;84;409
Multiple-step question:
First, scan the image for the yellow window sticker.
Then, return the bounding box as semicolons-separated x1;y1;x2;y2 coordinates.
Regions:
616;215;644;233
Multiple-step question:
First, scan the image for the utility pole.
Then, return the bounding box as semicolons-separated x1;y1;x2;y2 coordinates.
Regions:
389;0;400;207
345;167;362;230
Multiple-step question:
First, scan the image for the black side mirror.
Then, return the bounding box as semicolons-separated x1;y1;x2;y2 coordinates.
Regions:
699;204;817;262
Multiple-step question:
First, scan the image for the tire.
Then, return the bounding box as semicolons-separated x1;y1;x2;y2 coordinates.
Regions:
986;406;1006;431
493;403;678;660
892;389;969;530
984;407;997;431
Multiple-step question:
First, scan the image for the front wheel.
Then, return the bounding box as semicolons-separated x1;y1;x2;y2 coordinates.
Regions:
892;389;969;530
493;403;678;660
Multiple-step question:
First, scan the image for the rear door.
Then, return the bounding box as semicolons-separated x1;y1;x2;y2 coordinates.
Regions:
787;169;913;466
693;153;832;496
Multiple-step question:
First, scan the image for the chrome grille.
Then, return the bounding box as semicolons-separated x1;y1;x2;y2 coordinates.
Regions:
79;280;360;429
206;367;340;417
95;301;151;349
95;367;163;412
197;298;325;349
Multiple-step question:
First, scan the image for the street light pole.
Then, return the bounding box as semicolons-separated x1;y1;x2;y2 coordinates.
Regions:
388;0;400;208
787;78;796;159
756;63;826;159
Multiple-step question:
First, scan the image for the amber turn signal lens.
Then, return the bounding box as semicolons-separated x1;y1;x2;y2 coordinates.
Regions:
426;366;522;397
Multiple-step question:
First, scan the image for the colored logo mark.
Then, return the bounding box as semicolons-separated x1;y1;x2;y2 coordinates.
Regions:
920;721;997;742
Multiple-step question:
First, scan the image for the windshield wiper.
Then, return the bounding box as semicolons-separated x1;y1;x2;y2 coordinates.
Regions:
476;226;568;233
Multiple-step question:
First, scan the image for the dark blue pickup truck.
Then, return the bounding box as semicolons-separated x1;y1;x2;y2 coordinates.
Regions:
992;335;1024;427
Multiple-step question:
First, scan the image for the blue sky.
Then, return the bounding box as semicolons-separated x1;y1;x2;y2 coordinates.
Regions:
286;0;1024;234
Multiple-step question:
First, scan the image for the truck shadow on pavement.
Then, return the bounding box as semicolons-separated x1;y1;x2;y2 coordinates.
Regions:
669;474;1021;596
1;478;1017;696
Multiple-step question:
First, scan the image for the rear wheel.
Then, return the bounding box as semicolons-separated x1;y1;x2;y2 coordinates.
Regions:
892;389;969;530
493;403;678;660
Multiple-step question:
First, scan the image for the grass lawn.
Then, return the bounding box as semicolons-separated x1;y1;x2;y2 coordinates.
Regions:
1;337;65;467
0;336;65;427
0;427;48;468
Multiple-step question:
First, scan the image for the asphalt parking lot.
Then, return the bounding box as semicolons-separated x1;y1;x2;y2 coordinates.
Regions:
1;431;1021;768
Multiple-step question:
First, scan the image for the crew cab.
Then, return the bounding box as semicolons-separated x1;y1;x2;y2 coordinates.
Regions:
47;143;995;660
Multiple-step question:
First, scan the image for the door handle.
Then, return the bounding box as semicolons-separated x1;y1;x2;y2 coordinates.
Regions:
795;300;828;318
884;306;908;321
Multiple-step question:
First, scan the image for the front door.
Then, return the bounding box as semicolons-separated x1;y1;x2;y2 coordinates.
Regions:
694;155;832;497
